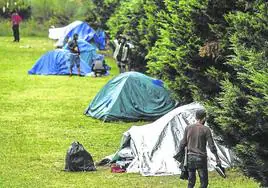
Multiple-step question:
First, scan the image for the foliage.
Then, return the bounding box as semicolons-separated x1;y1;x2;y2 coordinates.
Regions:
0;36;259;188
132;0;267;185
0;18;50;36
89;0;121;29
30;0;94;26
147;0;205;102
0;0;95;27
107;0;166;72
207;1;268;186
0;0;31;19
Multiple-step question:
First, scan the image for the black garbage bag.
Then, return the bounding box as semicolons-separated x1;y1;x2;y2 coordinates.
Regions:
65;141;96;172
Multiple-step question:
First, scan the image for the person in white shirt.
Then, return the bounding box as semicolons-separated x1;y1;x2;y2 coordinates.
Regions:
113;35;134;73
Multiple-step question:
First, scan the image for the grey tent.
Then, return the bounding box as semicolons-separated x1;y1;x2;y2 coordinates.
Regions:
106;102;234;176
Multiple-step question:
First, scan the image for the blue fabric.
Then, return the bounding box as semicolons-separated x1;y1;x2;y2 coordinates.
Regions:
93;54;104;61
94;30;106;50
152;79;164;87
65;22;106;50
28;49;91;76
67;22;95;43
28;39;109;76
63;39;97;66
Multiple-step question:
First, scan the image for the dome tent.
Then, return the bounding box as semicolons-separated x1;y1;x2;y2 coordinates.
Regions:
84;72;177;121
103;103;234;176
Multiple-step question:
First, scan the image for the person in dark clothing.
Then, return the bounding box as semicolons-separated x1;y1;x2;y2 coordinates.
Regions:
178;109;221;188
91;59;108;77
67;34;80;76
113;35;134;73
11;9;22;42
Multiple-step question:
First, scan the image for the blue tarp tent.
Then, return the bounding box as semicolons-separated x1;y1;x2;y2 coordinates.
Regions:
52;21;106;50
94;30;106;50
28;50;90;76
84;72;177;121
66;22;95;44
28;40;97;76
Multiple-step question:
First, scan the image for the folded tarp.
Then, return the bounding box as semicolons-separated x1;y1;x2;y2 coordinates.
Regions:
84;72;177;121
107;102;235;176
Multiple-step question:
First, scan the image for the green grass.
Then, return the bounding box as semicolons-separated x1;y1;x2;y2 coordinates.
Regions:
0;19;50;37
0;37;259;188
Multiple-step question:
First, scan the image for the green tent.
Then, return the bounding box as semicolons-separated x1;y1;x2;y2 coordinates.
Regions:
84;72;177;121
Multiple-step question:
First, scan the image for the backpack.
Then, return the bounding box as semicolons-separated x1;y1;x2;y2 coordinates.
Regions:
65;141;96;172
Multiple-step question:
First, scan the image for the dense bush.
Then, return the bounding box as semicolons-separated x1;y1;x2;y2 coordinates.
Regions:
208;1;268;185
88;0;121;29
0;0;31;19
107;0;165;71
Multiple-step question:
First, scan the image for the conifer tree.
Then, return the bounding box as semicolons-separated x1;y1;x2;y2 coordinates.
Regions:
207;1;268;185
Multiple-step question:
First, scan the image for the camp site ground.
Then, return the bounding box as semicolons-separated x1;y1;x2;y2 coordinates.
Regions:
0;36;260;188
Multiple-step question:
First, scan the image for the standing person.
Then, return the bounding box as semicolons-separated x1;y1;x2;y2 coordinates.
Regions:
113;35;133;73
11;9;22;42
67;34;81;76
178;109;221;188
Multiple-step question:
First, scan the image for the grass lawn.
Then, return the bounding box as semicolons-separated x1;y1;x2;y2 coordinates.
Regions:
0;36;259;188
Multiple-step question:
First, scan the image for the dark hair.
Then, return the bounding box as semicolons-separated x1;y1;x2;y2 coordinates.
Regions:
195;109;206;120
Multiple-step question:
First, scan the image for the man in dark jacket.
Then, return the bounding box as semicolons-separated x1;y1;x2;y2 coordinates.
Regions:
178;109;221;188
67;34;80;76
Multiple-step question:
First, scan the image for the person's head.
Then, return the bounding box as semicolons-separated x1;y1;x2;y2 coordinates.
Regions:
73;33;78;40
195;109;207;124
12;9;18;14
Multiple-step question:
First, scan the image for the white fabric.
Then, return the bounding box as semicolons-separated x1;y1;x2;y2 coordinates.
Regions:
113;39;134;61
48;21;83;46
116;102;234;176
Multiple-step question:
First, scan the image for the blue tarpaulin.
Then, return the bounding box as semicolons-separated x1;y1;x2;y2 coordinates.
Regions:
28;49;91;76
66;22;95;44
65;22;106;50
63;39;97;66
28;40;98;76
50;21;106;50
94;30;106;50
